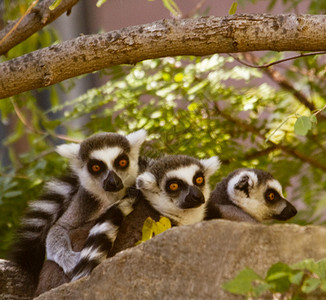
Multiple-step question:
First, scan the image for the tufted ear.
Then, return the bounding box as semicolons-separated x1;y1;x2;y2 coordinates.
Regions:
136;171;157;191
56;143;82;170
200;156;221;178
126;129;147;155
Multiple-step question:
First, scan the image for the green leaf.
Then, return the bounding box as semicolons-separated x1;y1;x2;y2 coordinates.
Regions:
222;268;263;296
162;0;181;16
96;0;107;7
294;116;312;136
229;2;238;15
265;262;292;293
290;271;304;285
301;277;320;294
49;0;62;10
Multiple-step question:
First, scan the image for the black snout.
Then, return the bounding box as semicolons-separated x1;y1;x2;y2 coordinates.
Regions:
180;186;205;209
103;171;124;192
273;201;297;221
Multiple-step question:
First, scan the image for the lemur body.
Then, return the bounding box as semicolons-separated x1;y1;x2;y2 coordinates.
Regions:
68;154;220;281
9;130;147;286
206;168;297;222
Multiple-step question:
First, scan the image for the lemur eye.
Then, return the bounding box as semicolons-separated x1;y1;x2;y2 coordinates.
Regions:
268;192;275;201
169;183;179;191
91;164;101;172
195;176;204;185
114;155;129;169
118;159;128;168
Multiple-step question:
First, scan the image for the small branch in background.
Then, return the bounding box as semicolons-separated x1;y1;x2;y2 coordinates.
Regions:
182;0;207;18
234;52;326;121
0;0;80;55
229;51;326;69
0;0;40;47
213;103;326;172
11;99;81;143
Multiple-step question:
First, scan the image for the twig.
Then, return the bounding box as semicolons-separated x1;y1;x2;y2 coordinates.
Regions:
0;0;40;46
213;103;326;172
228;51;326;69
11;99;82;143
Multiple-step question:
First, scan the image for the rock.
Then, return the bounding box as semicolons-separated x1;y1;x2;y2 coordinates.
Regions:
34;220;326;300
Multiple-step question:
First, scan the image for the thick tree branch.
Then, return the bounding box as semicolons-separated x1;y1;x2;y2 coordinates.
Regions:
1;14;326;99
0;0;80;56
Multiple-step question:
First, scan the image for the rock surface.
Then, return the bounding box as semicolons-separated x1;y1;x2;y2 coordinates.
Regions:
32;220;326;300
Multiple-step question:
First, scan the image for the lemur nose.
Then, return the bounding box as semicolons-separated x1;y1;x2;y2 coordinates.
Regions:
184;186;205;208
103;171;124;192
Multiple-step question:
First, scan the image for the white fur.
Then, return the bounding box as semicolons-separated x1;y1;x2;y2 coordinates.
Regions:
126;129;147;150
22;218;47;227
200;156;221;177
29;200;59;214
89;222;118;241
136;172;158;191
56;143;80;160
164;165;201;186
46;180;74;197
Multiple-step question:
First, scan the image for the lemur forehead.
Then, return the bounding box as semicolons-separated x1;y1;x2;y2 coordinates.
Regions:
79;133;130;161
266;179;283;196
150;155;203;182
90;147;124;168
164;165;202;185
230;170;259;187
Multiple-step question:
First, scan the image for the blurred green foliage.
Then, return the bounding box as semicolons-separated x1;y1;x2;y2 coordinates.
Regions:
1;0;326;260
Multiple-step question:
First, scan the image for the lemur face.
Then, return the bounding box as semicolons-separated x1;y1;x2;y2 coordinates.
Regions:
136;155;220;225
56;130;147;202
226;169;297;221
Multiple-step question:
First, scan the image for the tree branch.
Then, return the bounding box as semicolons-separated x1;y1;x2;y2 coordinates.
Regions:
0;0;80;56
214;103;326;172
1;14;326;99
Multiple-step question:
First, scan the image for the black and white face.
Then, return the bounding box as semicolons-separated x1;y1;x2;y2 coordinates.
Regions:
56;130;147;203
227;169;297;221
136;155;220;225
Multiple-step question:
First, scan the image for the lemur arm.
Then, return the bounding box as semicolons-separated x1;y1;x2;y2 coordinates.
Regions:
46;222;80;274
70;190;139;281
205;202;258;223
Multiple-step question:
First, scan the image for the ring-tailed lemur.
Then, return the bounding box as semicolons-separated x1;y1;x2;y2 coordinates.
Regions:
9;129;147;286
68;154;220;281
205;168;297;222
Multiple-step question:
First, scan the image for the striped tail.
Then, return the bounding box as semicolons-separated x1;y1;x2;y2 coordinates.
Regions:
9;175;78;285
71;189;139;281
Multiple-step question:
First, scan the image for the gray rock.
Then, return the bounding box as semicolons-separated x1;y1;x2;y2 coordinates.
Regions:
34;220;326;300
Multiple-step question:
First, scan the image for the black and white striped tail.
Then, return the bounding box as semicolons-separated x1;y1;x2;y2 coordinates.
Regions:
9;175;78;285
71;190;139;281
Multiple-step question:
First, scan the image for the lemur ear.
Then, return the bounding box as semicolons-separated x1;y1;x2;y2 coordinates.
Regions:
56;143;80;160
200;156;220;178
136;172;157;191
126;129;147;152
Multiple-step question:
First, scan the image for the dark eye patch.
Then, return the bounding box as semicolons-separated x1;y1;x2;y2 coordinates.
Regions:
265;188;281;204
193;172;205;187
88;159;107;176
114;153;130;170
165;178;186;194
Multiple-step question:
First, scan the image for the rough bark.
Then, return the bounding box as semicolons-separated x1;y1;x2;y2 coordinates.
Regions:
1;13;326;99
0;0;80;56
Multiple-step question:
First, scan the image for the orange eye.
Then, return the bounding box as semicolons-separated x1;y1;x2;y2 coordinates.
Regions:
195;176;204;185
92;164;101;172
118;159;128;168
268;192;275;201
169;183;179;191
